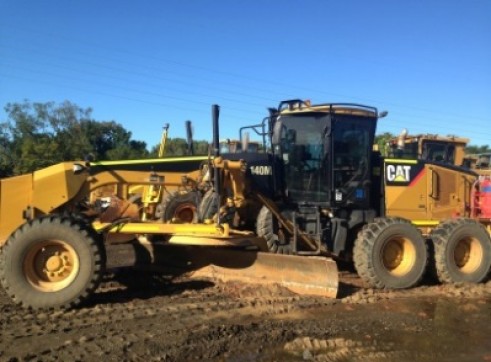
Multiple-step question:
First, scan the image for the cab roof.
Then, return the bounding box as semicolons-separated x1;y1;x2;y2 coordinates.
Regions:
277;99;379;118
402;134;469;145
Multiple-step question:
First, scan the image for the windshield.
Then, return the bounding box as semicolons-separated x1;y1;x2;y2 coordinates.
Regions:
275;113;329;203
274;113;376;206
422;141;455;163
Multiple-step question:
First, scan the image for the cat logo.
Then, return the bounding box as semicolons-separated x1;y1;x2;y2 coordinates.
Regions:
386;164;411;182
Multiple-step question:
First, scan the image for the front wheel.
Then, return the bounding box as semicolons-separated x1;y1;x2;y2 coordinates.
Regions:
353;217;428;289
430;218;491;284
0;216;105;310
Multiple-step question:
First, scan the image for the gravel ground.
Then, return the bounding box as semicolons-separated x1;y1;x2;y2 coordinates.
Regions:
1;267;491;362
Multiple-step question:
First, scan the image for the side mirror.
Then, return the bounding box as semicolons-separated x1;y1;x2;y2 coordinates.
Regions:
378;111;388;118
272;120;284;145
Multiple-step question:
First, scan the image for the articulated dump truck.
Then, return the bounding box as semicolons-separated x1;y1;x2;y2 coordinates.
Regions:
1;100;490;310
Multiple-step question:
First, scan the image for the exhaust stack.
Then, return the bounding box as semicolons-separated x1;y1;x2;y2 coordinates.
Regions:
185;120;194;155
212;105;222;223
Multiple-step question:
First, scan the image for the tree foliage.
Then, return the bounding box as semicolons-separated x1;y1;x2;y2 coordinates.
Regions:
465;144;491;155
149;138;210;158
1;101;149;176
0;100;214;178
374;132;396;157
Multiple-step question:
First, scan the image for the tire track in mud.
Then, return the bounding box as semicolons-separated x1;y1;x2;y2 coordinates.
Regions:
1;269;490;361
284;336;447;362
0;270;334;361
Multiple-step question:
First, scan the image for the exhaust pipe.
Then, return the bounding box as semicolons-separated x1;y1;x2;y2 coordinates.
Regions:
185;120;194;156
397;128;408;151
212;105;222;223
212;105;220;158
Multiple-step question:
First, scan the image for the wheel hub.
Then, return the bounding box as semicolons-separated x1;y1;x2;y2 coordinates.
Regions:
24;240;79;292
174;203;196;223
46;254;63;272
382;237;416;276
454;237;482;273
454;241;470;268
383;242;403;269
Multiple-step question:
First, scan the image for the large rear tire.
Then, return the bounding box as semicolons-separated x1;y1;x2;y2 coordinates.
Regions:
256;206;292;255
353;217;427;289
0;216;105;310
160;191;200;223
430;218;491;283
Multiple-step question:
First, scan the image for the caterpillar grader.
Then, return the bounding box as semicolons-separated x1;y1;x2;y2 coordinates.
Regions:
1;100;491;310
386;130;491;177
386;130;469;166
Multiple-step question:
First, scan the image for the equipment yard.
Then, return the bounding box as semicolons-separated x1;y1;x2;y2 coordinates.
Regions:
1;268;490;362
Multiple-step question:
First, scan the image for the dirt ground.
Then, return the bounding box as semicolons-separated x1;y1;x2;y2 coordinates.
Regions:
1;267;491;362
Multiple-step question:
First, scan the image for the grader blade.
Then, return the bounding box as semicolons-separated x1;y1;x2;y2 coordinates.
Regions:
106;243;339;298
188;251;339;298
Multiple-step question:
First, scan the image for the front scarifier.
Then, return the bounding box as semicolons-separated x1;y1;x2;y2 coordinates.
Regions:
0;216;105;310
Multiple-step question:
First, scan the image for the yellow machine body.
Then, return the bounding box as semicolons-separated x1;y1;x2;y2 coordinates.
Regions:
0;153;339;300
0;162;89;244
0;157;207;246
383;158;478;232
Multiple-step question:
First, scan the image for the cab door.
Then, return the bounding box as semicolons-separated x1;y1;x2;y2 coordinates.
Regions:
426;164;475;219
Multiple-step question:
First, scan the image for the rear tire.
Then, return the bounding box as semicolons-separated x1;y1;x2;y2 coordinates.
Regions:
256;206;292;255
0;216;105;310
160;191;199;223
353;217;427;289
430;218;491;283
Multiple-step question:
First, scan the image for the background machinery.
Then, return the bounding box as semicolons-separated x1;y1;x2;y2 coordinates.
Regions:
1;100;490;310
387;130;469;166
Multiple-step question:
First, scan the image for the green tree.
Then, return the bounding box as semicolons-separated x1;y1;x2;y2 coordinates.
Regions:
0;122;13;177
149;138;211;157
79;119;148;160
1;100;149;176
374;132;396;157
465;144;491;155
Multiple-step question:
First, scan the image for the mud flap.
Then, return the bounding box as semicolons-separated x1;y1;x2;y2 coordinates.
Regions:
106;243;338;298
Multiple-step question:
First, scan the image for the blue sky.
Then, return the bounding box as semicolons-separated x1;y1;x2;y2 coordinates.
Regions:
1;0;490;149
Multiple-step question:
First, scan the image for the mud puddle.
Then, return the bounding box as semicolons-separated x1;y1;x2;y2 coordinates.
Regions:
258;297;491;362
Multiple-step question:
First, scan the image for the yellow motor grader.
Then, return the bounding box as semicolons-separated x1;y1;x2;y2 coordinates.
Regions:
1;101;490;311
386;130;469;166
